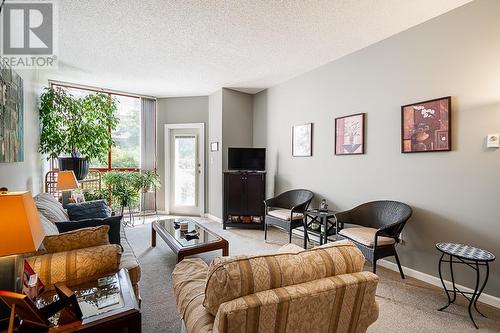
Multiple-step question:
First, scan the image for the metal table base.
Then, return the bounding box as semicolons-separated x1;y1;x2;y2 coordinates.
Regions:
437;246;494;329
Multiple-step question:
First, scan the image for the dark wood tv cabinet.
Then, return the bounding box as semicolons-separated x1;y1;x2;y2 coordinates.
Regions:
223;171;265;230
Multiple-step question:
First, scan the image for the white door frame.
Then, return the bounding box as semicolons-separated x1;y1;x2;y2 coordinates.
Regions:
165;123;205;216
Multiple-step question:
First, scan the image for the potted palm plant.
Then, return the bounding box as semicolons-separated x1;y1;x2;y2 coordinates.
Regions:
39;87;118;180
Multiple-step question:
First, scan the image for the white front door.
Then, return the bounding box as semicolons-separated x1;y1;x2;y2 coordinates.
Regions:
166;124;204;216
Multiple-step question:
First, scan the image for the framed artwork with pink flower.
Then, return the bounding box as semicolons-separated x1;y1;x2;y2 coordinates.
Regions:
401;96;451;153
335;113;365;155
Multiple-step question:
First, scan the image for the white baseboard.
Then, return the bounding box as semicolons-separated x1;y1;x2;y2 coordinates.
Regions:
205;214;223;223
377;259;500;309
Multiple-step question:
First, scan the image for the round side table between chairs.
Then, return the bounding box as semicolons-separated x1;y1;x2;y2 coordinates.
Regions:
436;242;495;329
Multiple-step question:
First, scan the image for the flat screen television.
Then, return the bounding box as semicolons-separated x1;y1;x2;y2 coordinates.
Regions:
228;148;266;171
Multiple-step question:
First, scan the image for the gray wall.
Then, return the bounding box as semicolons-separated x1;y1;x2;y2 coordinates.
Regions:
253;0;500;297
222;88;254;172
156;96;209;211
252;90;275;196
0;69;43;194
207;88;254;219
252;90;267;148
208;90;223;218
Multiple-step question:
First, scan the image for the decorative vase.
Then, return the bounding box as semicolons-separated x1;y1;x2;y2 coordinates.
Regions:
58;157;89;180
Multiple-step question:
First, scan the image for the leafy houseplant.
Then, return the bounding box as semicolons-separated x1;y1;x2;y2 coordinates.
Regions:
138;170;161;193
82;189;108;202
39;87;119;179
101;171;142;214
101;171;161;223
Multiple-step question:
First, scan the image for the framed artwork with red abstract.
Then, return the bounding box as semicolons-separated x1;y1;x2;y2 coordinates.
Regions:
335;113;365;155
401;96;451;153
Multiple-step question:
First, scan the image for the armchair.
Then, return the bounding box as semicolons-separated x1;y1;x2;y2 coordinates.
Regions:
336;200;412;278
264;189;314;244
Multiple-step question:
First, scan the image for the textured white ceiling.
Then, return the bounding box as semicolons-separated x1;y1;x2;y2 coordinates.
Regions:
46;0;471;97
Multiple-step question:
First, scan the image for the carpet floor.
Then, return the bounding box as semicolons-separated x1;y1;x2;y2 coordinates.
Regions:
125;217;500;333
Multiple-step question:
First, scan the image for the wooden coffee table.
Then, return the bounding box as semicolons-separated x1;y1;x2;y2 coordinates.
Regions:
151;218;229;262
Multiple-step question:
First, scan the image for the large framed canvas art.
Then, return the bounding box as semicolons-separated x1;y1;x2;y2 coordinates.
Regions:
335;113;365;155
401;96;451;153
0;64;24;162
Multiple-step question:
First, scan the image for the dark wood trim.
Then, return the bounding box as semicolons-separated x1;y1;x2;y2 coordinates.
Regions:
334;112;365;156
291;123;313;157
178;238;229;263
401;96;452;154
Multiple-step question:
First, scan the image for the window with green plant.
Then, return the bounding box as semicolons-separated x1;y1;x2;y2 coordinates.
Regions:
49;84;142;170
39;87;118;164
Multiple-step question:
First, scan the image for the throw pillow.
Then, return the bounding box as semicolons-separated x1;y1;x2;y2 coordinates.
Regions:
34;193;69;224
66;200;112;221
42;225;110;253
55;216;122;246
26;244;122;291
39;213;59;236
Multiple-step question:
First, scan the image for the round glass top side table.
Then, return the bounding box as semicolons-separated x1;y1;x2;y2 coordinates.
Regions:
435;242;495;329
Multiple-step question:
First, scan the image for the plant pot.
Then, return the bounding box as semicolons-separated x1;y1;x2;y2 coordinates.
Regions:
58;157;90;180
143;185;154;193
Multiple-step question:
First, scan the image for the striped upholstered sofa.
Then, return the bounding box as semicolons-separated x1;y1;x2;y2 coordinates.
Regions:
26;193;141;298
172;240;379;333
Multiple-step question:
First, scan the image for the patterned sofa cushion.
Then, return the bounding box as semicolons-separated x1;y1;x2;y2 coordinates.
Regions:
213;272;379;333
172;258;214;333
26;244;122;290
119;226;141;288
203;240;364;316
55;215;122;246
34;193;69;223
42;225;110;253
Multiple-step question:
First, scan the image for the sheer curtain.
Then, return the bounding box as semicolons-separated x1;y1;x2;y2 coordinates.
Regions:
141;97;157;211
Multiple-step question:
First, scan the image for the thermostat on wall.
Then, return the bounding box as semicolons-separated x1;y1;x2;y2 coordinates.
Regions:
487;134;500;148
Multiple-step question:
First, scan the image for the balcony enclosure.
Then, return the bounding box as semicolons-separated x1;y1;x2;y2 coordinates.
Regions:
46;83;156;215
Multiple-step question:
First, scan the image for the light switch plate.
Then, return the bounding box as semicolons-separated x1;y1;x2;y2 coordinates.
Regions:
486;134;500;148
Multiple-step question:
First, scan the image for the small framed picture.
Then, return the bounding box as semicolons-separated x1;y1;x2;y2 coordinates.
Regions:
210;142;219;152
292;123;312;157
335;113;365;155
401;96;451;153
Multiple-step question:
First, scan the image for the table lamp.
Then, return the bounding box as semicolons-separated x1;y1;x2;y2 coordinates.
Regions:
0;191;45;330
57;171;79;207
0;191;45;293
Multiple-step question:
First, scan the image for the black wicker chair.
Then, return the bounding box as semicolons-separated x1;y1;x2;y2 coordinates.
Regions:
264;189;314;244
335;200;412;278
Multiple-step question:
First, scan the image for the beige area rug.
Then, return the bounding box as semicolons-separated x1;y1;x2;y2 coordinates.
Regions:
125;216;500;333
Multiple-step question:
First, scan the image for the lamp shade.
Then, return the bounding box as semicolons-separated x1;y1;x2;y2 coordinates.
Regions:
0;191;45;256
56;171;78;191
